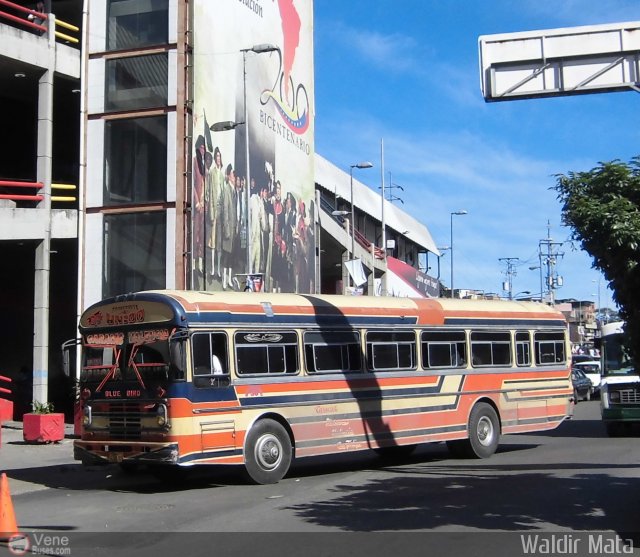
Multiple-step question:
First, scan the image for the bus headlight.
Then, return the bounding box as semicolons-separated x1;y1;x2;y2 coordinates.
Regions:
156;403;168;427
83;405;92;427
609;391;621;403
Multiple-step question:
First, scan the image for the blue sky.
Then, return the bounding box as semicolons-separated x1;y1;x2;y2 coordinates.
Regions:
312;0;640;308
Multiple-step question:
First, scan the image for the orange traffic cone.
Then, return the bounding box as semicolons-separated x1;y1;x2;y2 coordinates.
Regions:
0;472;19;541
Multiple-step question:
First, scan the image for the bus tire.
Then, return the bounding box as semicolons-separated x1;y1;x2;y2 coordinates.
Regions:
448;402;500;459
244;419;292;484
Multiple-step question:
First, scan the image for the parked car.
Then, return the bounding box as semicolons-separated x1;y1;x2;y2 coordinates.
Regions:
572;360;601;394
571;368;593;402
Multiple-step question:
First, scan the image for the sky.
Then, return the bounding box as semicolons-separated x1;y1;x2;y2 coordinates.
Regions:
312;0;640;308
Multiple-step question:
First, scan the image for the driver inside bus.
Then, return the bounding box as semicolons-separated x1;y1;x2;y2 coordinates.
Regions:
212;354;224;375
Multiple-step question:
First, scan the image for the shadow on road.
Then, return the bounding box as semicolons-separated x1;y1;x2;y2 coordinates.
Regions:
284;460;640;537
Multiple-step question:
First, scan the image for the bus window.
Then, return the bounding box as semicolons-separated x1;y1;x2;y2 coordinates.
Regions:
81;344;121;382
304;331;362;373
534;331;566;365
421;330;466;369
366;331;416;372
192;332;230;388
471;331;511;367
515;331;531;367
235;331;299;376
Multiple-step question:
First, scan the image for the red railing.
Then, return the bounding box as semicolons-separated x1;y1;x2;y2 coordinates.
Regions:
0;375;13;425
0;0;79;43
353;227;385;260
0;0;47;34
0;180;43;202
0;180;77;203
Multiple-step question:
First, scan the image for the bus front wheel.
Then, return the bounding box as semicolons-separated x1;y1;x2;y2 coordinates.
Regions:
244;419;292;484
447;402;500;459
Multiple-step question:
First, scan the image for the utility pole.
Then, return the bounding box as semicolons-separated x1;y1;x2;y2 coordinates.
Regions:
499;257;519;299
538;221;564;304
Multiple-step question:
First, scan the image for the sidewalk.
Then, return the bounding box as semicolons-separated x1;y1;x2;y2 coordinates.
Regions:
0;420;77;496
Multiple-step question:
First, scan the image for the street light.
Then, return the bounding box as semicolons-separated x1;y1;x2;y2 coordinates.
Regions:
348;161;373;287
436;246;450;294
450;210;467;298
529;265;543;302
210;43;279;279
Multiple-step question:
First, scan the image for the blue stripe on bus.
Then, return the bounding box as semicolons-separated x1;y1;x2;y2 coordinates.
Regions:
237;382;446;407
184;311;418;327
167;382;238;403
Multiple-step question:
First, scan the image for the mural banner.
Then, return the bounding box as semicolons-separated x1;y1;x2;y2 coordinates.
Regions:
386;257;440;298
192;0;315;293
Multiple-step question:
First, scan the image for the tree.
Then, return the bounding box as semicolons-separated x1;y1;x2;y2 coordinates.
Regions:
554;156;640;363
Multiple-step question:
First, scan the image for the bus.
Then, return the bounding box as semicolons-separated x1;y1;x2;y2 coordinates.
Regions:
64;290;573;484
598;321;640;436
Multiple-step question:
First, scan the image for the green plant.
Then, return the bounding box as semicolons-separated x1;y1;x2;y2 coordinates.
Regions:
31;400;55;414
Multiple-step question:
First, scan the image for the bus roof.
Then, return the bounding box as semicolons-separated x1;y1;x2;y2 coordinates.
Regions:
78;290;566;332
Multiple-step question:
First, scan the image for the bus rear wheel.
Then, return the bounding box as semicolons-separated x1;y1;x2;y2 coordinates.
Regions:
244;419;292;484
447;402;500;459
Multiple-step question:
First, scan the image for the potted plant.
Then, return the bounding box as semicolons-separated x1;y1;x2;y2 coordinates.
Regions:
23;400;65;443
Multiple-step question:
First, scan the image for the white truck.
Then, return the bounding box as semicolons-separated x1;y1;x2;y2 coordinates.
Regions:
598;321;640;436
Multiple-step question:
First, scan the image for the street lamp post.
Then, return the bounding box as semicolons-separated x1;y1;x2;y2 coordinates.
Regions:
437;246;450;297
450;210;467;298
348;161;373;288
210;43;279;280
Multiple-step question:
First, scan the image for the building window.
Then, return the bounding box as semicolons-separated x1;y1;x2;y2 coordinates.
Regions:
107;0;169;51
104;116;167;205
105;53;168;112
103;211;166;298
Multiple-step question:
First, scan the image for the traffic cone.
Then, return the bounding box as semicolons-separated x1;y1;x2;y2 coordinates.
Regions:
0;472;19;541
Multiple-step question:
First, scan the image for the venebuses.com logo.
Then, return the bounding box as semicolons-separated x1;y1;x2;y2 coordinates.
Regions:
8;533;71;555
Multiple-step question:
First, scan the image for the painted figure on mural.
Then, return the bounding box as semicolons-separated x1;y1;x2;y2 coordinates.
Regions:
219;164;236;290
294;199;308;293
207;146;224;280
233;174;245;282
283;191;297;290
270;180;285;292
193;135;206;279
250;185;269;274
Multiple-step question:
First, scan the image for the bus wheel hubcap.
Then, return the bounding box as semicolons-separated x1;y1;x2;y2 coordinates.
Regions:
256;434;282;470
478;417;493;446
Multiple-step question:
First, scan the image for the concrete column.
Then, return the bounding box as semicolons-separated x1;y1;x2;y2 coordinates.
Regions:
32;18;55;406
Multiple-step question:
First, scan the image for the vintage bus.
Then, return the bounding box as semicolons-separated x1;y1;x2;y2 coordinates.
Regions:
64;290;572;484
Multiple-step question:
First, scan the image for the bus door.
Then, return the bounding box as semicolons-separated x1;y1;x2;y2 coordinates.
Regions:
190;331;237;452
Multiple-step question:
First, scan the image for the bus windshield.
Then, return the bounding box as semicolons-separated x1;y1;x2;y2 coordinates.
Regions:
602;331;635;377
81;328;175;387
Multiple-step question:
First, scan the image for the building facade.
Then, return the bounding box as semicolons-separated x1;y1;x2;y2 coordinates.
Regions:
0;0;440;416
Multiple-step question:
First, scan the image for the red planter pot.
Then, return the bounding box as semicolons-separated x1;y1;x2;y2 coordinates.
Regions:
23;412;65;443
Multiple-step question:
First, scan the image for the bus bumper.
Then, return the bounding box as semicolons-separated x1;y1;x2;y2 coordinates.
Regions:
74;440;179;465
602;407;640;423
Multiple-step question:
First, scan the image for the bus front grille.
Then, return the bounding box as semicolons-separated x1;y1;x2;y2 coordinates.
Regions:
619;389;640;405
108;402;142;439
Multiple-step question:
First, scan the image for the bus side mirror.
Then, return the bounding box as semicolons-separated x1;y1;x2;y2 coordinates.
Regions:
169;335;187;381
61;338;80;377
